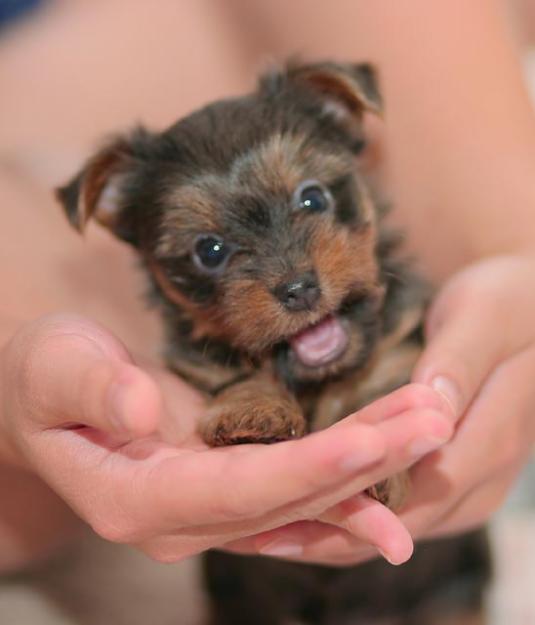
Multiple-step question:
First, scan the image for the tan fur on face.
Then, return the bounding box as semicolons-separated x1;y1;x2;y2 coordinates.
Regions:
147;257;224;340
311;219;379;304
231;132;355;193
155;132;357;256
157;179;221;256
151;131;381;356
218;278;318;352
215;216;382;355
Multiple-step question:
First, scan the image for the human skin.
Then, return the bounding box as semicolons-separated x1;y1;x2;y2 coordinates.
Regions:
1;0;535;571
0;267;453;572
220;0;535;563
0;2;452;572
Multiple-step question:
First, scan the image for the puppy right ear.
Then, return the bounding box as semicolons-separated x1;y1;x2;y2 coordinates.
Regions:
55;127;152;244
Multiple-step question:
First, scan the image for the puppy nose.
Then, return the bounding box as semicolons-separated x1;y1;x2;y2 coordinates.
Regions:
273;272;321;312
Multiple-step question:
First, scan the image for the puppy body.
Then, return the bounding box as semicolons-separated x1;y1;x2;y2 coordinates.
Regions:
57;61;490;625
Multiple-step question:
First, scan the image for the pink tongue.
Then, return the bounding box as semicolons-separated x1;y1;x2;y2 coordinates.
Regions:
290;316;349;367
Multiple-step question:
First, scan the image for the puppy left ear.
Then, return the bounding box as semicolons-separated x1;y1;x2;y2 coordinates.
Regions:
287;61;382;117
55;127;152;245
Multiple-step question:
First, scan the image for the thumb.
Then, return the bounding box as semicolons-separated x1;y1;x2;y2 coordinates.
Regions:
412;265;526;420
3;314;161;440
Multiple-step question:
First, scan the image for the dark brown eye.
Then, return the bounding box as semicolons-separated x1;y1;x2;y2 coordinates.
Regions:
193;235;230;273
295;180;333;213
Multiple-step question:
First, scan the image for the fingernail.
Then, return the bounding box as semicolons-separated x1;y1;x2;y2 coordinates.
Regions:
431;376;462;418
378;548;398;565
259;540;303;558
107;381;131;434
408;435;448;458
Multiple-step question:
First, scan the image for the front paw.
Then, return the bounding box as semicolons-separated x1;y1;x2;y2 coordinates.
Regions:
201;397;306;446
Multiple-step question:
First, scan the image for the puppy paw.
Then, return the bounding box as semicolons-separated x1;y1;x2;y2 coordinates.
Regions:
201;396;306;446
367;471;410;511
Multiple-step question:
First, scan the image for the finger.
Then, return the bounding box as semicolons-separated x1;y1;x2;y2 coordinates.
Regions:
319;494;413;565
228;496;414;566
5;314;161;438
413;263;535;419
138;521;375;565
279;407;452;532
132;422;388;529
424;466;520;539
403;346;535;538
132;406;452;534
225;521;379;567
334;383;453;427
422;473;514;540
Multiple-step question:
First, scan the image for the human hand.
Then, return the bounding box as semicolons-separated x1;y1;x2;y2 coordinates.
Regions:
402;254;535;539
0;314;453;565
239;254;535;566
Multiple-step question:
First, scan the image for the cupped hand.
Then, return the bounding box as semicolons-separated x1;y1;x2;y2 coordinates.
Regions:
403;254;535;539
243;254;535;566
0;314;453;565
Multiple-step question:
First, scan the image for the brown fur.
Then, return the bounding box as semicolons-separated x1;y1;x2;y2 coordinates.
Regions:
201;372;306;446
146;257;224;341
56;60;490;625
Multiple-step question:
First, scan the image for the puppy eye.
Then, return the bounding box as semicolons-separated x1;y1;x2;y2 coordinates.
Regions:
294;180;333;213
193;235;230;272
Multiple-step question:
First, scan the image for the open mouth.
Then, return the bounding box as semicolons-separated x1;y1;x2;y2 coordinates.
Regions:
289;315;349;368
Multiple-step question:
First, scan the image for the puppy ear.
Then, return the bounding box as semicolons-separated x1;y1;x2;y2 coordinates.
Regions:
287;61;382;117
55;127;152;244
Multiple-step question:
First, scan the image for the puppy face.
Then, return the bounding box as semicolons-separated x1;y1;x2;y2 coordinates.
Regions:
57;62;385;384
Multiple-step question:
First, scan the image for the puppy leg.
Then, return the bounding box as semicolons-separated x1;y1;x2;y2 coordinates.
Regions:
201;373;307;446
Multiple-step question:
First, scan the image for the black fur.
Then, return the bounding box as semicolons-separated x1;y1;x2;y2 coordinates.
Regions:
205;531;491;625
56;61;491;625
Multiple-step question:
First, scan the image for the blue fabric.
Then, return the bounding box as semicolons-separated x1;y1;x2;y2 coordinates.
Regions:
0;0;44;29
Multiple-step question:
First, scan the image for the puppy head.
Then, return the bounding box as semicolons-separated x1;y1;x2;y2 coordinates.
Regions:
57;61;385;383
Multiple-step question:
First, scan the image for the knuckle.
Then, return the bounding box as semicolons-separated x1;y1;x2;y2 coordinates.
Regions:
288;467;329;499
339;514;360;537
81;359;116;396
398;383;441;410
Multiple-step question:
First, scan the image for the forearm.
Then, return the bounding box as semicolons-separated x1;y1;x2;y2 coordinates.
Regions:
237;0;535;279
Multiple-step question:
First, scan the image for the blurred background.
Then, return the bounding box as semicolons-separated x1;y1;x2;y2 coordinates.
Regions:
1;1;535;623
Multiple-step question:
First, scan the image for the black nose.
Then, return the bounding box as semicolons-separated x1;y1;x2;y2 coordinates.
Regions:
273;272;321;312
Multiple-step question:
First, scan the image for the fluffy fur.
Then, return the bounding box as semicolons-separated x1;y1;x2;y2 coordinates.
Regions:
56;60;490;625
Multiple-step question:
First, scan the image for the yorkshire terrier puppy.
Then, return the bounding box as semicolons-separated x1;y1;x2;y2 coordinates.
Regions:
57;61;490;625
